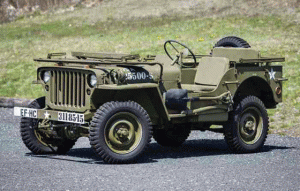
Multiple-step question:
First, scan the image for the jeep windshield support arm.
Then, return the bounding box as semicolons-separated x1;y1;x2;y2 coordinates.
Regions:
71;52;140;61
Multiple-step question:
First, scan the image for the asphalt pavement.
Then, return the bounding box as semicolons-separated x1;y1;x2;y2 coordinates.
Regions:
0;107;299;190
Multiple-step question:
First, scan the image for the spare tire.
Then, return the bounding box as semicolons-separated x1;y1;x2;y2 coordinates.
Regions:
214;36;251;48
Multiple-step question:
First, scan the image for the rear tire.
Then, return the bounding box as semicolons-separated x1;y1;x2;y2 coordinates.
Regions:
153;124;191;147
20;97;77;154
89;101;152;164
214;36;251;48
223;96;268;153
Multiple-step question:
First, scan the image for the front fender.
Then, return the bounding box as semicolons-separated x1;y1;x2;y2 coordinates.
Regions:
91;83;170;125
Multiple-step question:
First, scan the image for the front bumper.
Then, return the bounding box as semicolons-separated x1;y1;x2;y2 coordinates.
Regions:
14;107;87;124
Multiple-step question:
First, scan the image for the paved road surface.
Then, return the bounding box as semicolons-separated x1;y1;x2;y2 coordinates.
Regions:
0;108;299;190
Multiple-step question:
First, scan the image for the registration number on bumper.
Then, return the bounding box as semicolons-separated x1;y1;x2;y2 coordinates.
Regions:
58;112;84;124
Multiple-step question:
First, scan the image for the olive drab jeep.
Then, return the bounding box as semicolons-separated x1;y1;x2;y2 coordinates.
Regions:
14;36;287;163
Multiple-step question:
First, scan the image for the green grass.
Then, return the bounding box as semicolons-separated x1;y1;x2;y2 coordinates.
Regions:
0;11;299;133
1;15;299;97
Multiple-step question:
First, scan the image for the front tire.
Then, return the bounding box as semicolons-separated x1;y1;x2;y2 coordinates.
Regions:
223;96;269;153
20;97;77;154
89;101;152;164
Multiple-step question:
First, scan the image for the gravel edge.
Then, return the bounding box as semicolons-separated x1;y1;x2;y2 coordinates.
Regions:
0;97;33;108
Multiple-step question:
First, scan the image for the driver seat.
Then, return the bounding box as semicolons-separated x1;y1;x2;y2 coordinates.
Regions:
181;57;229;92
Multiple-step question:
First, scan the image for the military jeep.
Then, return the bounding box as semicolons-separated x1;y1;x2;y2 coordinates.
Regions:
14;36;287;163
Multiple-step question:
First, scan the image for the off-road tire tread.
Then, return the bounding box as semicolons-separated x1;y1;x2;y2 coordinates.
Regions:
223;96;269;153
89;101;152;164
20;97;76;154
214;36;251;48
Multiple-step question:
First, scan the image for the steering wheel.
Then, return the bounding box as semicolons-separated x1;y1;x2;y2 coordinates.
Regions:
164;40;197;68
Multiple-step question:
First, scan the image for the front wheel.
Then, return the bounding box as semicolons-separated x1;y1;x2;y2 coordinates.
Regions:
20;97;77;154
223;96;269;153
89;101;152;163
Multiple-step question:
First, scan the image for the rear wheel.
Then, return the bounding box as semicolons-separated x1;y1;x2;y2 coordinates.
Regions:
20;97;77;154
214;36;251;48
89;101;152;163
153;124;191;147
223;96;268;153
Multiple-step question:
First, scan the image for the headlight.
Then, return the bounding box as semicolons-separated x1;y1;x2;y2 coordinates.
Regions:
89;74;97;87
43;71;51;83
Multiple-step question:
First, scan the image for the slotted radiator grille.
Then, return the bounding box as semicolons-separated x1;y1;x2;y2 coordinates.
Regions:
50;70;86;108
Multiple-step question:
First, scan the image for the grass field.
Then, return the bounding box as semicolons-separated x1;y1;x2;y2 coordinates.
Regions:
0;0;299;135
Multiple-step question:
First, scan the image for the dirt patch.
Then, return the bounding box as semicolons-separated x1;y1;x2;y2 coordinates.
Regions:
0;0;102;23
2;0;300;23
65;0;300;23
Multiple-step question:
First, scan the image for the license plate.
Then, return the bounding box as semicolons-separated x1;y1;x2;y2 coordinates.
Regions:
58;112;84;124
14;107;38;118
14;107;85;124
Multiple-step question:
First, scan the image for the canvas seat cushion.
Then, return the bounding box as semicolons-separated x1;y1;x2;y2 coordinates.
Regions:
181;57;229;92
194;57;229;86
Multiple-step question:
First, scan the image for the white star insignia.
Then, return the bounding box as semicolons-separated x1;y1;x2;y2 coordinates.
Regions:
269;68;276;80
44;111;50;119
